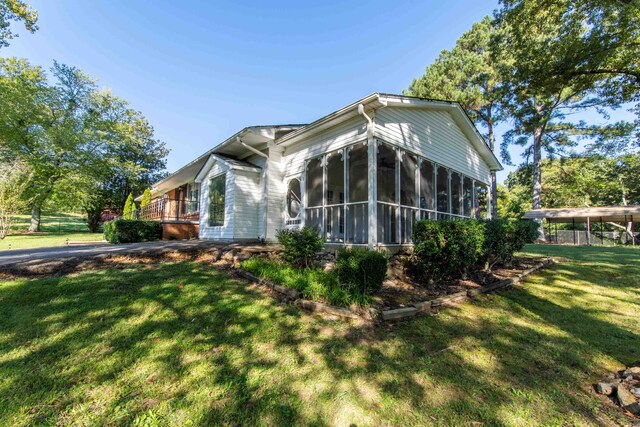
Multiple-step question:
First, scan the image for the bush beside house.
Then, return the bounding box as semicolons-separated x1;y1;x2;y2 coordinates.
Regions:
336;248;387;296
104;219;162;244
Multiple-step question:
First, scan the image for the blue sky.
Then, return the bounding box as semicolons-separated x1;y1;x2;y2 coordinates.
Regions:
3;1;632;182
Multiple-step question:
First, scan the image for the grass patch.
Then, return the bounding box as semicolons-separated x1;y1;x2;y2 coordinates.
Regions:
0;244;638;425
1;213;103;251
241;257;369;306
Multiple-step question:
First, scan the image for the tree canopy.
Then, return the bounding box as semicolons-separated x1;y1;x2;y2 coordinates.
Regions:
0;0;37;48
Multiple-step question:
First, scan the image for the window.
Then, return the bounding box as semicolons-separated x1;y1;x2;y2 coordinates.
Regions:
286;178;301;219
451;172;462;215
209;174;226;226
400;152;417;206
326;151;344;205
377;144;396;203
419;160;435;211
347;143;368;202
437;166;449;213
188;183;199;213
463;177;473;217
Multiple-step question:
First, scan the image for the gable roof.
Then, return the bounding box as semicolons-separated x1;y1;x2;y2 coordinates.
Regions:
194;153;261;183
276;93;503;171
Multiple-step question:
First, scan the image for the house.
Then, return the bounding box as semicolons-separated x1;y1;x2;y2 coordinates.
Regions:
141;93;502;248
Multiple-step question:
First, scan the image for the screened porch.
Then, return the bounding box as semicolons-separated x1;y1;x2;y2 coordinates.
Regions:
285;140;491;246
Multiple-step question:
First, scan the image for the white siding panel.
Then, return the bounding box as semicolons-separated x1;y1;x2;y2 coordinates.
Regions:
233;170;261;240
375;107;491;184
199;161;235;240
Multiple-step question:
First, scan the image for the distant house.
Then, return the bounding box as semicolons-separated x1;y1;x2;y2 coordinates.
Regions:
139;93;502;247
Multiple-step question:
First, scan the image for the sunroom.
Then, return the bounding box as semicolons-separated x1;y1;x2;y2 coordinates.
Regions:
285;139;491;247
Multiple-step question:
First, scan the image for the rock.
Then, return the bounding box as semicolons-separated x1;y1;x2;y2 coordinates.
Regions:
414;301;432;313
595;382;617;396
625;402;640;416
630;387;640;398
382;307;418;320
616;386;637;408
221;250;236;263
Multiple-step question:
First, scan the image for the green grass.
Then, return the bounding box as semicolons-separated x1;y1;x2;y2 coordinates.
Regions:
1;213;103;251
241;257;369;306
0;244;638;426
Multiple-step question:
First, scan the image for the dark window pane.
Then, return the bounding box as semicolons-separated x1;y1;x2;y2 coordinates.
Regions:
419;160;435;211
400;152;417;206
463;176;473;217
209;173;226;226
437;166;449;213
306;157;323;207
451;172;462;215
377;203;397;243
348;143;368;202
475;182;488;219
326;151;344;205
377;144;396;204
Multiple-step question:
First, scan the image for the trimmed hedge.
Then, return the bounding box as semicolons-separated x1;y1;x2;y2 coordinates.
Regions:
103;219;162;244
336;248;388;295
411;219;539;281
276;226;324;268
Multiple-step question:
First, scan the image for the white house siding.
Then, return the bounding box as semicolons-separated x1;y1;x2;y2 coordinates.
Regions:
375;107;492;184
239;152;268;239
265;146;285;241
232;169;261;240
281;116;368;179
199;161;235;240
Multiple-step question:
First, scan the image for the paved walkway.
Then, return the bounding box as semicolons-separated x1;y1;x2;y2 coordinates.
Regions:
0;240;219;267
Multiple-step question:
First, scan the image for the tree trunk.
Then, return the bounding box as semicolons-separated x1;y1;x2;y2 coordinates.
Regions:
28;203;42;232
532;128;543;210
487;121;498;219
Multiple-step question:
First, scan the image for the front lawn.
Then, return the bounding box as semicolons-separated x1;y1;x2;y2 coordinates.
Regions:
1;213;103;251
0;244;637;425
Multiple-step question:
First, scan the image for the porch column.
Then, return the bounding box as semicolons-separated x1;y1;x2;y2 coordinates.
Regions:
367;139;377;249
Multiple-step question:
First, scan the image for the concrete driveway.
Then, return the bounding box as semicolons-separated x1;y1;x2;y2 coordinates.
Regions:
0;240;218;267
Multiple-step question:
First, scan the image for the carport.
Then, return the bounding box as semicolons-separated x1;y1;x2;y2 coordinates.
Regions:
524;206;639;246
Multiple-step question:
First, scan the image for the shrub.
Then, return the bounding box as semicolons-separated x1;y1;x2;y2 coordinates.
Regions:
241;257;369;306
411;219;485;281
336;248;388;295
484;219;539;268
276;226;324;268
103;219;162;244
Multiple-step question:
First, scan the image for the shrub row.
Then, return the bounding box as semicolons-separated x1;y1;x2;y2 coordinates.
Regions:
411;219;539;281
103;219;162;244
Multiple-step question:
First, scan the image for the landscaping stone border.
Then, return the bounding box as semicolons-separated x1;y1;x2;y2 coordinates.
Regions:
380;257;556;321
237;258;555;323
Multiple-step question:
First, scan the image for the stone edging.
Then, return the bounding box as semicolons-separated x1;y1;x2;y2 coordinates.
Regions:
236;258;555;322
381;258;556;321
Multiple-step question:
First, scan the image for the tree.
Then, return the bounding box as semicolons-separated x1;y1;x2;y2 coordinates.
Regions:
406;16;507;218
0;160;31;239
122;193;135;220
0;0;38;48
494;0;639;213
0;58;167;231
140;188;152;208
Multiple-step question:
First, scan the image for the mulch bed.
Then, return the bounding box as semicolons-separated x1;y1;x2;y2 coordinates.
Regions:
373;254;546;311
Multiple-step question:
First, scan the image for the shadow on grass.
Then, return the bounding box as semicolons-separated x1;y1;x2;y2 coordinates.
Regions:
0;247;638;425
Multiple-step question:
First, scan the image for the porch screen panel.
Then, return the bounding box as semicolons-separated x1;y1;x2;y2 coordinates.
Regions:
400;152;417;206
347;203;367;244
347;143;368;202
305;157;323;231
436;166;449;217
451;172;462;216
377;144;397;244
463;176;473;217
377;144;396;203
474;182;488;219
209;174;226;227
325;152;344;242
419;160;435;211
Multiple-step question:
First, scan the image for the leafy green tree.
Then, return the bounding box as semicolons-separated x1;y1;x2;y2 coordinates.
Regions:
406;16;506;217
0;0;38;48
122;193;135;220
494;0;639;211
140;188;152;208
0;57;167;231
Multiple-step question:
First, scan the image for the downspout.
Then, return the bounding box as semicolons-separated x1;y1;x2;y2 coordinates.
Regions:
239;138;269;242
358;103;376;249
